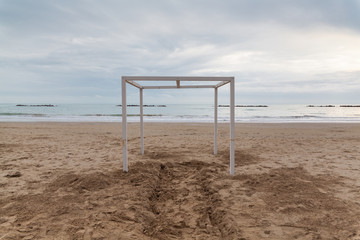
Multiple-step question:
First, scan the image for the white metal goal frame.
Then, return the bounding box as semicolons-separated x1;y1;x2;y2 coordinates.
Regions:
121;76;236;175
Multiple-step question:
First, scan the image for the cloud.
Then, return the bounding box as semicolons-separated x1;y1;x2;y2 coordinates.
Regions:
0;0;360;104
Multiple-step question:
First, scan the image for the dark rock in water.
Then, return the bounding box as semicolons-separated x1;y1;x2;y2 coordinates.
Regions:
340;105;360;107
143;105;167;107
116;104;167;107
32;104;55;107
16;104;56;107
5;171;22;178
307;105;335;107
219;105;268;107
236;105;268;107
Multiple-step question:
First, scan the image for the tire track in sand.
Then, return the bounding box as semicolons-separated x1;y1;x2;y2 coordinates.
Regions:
132;160;241;240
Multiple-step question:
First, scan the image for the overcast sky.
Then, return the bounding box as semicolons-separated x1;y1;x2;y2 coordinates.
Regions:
1;0;360;104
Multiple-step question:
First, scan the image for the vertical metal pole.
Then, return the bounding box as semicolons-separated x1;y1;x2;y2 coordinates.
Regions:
122;77;128;172
230;78;235;175
214;87;218;155
140;88;144;155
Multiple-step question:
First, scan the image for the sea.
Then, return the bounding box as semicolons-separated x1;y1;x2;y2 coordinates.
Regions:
0;103;360;123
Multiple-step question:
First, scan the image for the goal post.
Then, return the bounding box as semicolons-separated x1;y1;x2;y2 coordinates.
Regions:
121;76;235;175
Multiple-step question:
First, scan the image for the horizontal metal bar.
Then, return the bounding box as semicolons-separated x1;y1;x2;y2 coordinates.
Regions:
126;80;142;89
123;76;234;81
143;85;215;89
215;80;231;88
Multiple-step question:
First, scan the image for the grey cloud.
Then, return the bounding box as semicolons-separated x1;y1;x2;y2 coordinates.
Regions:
187;0;360;31
1;0;360;104
2;0;359;37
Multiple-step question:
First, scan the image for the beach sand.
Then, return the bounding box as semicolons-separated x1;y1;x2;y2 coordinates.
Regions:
1;122;360;239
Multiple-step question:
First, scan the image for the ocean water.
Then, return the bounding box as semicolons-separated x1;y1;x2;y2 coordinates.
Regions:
0;103;360;123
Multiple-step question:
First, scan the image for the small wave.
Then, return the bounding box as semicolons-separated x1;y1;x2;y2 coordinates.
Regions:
288;115;319;119
175;115;211;118
253;115;322;119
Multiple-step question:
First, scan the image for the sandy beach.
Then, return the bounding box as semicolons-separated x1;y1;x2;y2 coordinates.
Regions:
1;122;360;239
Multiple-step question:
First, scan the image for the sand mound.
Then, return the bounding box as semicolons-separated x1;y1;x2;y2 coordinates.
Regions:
1;160;241;239
2;161;359;239
225;167;360;239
